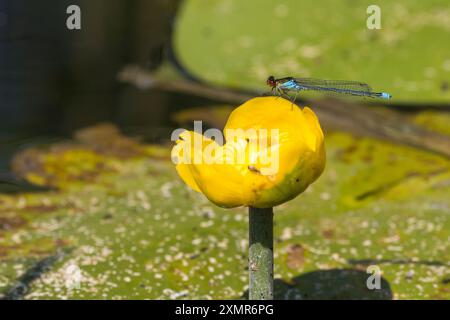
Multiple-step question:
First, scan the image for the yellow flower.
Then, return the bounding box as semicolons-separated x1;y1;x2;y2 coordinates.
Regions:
172;96;325;208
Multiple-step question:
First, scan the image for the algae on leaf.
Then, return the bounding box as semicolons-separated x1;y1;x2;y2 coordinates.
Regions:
0;123;449;299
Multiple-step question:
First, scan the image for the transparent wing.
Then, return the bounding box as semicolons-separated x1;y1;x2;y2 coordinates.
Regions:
294;78;372;93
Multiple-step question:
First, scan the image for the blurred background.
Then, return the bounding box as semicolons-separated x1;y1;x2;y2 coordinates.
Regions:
0;0;449;299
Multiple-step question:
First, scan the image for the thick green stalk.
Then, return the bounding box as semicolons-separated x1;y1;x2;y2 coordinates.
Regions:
248;206;274;300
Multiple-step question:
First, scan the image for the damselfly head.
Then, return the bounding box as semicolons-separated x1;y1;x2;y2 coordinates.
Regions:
266;76;276;88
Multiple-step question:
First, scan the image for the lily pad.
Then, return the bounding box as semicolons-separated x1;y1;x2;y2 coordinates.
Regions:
0;123;448;299
174;0;450;103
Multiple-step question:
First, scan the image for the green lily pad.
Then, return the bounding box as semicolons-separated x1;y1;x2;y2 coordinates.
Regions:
174;0;450;103
0;122;448;299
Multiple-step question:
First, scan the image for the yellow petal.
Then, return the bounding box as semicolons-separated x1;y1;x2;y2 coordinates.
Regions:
176;162;201;192
171;96;326;208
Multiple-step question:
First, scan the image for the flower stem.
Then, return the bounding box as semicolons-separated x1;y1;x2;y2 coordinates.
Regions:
248;206;274;300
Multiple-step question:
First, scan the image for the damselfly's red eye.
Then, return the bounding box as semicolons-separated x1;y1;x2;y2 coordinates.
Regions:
266;76;276;87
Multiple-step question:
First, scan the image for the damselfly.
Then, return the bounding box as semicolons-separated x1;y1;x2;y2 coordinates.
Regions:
266;76;391;101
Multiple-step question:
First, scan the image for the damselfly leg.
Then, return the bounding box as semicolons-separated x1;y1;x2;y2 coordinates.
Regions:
275;88;291;100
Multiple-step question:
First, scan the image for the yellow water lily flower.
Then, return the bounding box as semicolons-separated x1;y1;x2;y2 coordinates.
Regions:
172;96;325;208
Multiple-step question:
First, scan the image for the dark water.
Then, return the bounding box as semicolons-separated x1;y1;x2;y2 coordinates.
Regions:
0;0;188;140
0;0;224;181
